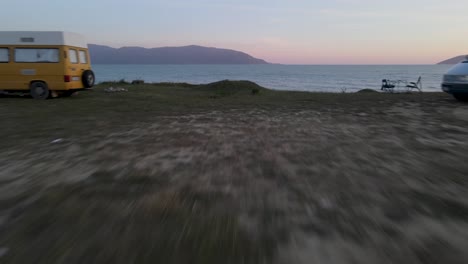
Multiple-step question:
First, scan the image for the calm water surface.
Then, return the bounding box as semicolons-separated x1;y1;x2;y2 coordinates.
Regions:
93;64;451;92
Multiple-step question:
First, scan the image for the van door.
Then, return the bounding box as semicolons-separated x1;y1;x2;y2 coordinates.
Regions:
13;47;63;90
78;49;94;88
65;48;82;87
64;47;93;89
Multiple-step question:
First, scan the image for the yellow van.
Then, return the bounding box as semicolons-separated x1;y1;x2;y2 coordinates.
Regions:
0;31;95;99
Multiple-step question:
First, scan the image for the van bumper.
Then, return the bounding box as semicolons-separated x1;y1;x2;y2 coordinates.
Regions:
441;83;468;94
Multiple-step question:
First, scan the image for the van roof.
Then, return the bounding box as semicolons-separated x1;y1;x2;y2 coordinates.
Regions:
0;31;88;48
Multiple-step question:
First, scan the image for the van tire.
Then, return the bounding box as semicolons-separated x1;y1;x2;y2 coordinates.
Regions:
30;82;50;100
82;70;95;88
453;93;468;102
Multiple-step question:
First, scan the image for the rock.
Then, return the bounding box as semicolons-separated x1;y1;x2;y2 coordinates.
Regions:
104;87;128;93
0;247;9;258
50;138;64;144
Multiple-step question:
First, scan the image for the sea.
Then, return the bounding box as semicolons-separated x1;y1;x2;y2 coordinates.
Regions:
93;64;453;93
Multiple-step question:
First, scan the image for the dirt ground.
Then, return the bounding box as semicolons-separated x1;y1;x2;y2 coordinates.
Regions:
1;82;468;263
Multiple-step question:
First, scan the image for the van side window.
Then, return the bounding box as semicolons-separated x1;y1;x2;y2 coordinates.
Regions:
15;48;59;63
69;49;78;64
79;50;87;64
0;48;9;62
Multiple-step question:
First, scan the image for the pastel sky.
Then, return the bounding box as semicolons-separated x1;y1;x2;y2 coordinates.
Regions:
2;0;467;64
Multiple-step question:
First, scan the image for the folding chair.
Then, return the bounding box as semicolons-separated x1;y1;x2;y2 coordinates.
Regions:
406;76;422;92
381;79;396;92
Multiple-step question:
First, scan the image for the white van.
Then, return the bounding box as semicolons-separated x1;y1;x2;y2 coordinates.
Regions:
442;56;468;101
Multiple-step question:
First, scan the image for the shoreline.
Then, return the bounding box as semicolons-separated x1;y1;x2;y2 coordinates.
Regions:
98;80;444;94
91;64;449;93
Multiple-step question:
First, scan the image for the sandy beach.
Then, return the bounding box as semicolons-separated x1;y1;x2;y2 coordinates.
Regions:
1;81;468;263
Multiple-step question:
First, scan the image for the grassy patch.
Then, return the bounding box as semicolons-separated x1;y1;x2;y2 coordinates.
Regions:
194;80;268;98
357;88;379;93
1;80;464;263
1;173;271;264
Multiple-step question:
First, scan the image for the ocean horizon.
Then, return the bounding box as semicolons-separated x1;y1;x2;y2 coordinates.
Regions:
93;64;452;93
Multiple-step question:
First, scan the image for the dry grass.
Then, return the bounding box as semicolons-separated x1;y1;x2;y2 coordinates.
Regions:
1;82;468;263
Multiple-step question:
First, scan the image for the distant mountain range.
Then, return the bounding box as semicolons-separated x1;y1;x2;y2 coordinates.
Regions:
438;55;468;65
88;44;268;64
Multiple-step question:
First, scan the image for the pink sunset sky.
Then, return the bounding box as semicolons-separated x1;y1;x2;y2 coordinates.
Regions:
2;0;467;64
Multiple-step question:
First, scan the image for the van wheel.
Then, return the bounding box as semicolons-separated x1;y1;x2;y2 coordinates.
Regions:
453;93;468;102
30;82;50;100
82;70;95;88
